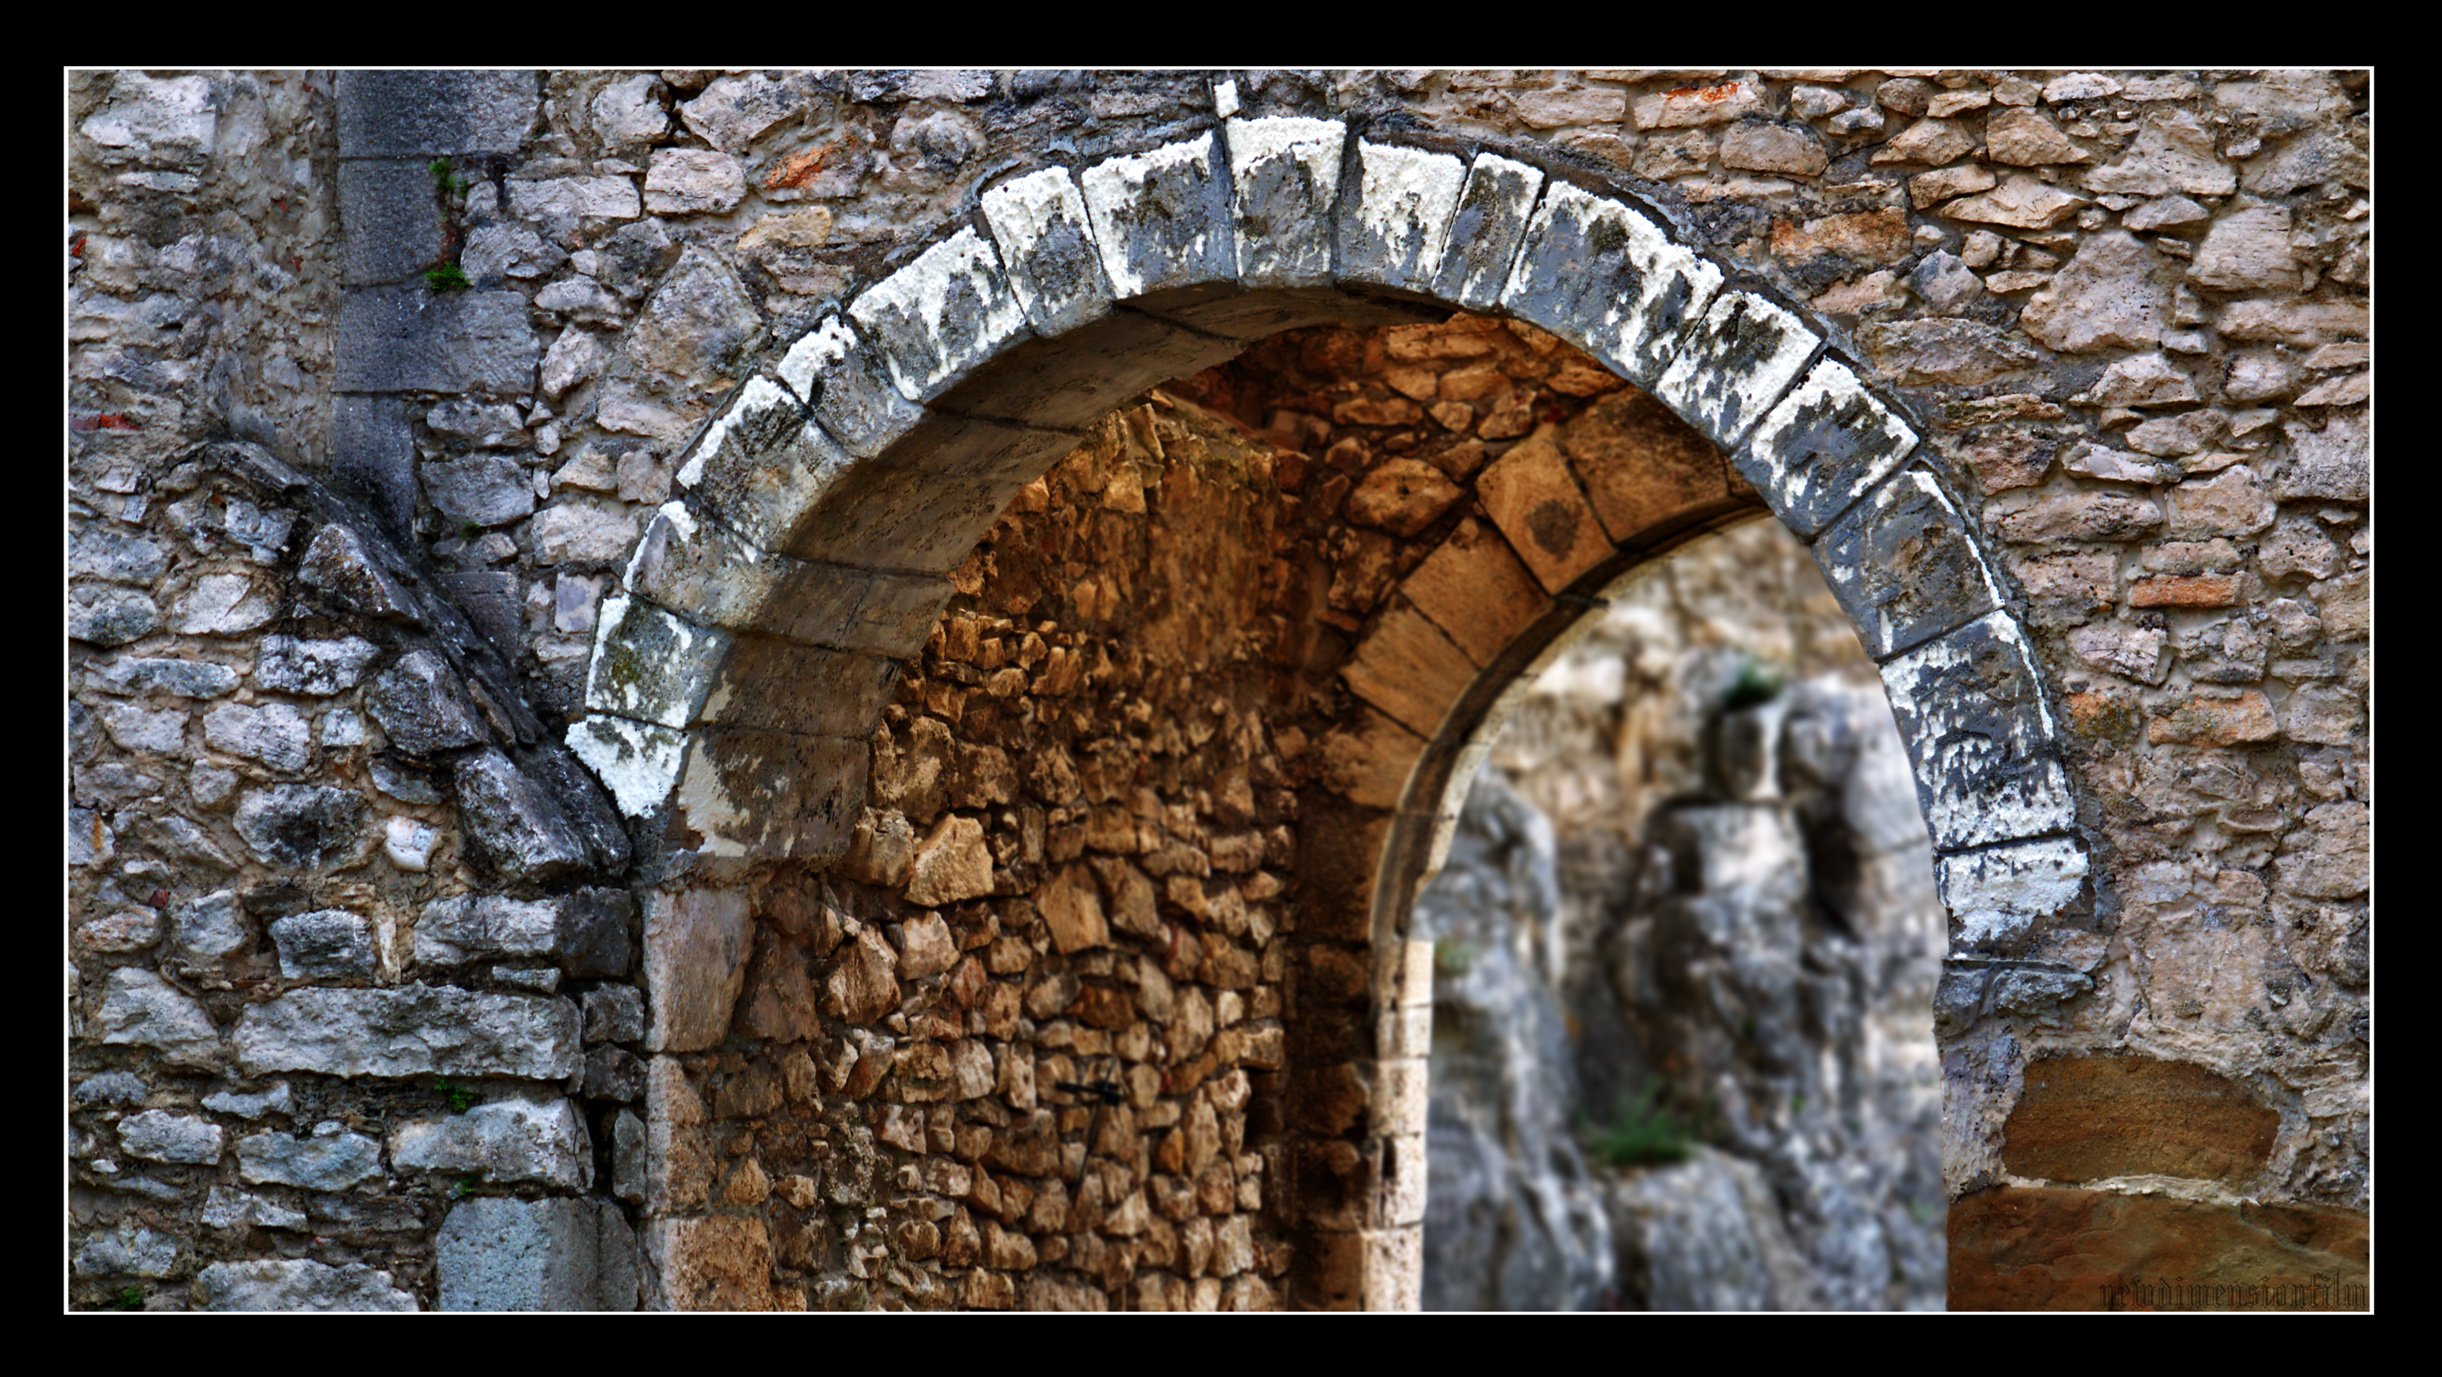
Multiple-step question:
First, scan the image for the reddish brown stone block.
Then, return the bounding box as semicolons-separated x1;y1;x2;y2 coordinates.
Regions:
1340;601;1478;738
2149;691;2279;746
1314;708;1427;810
1557;388;1730;543
2131;574;2241;607
1399;519;1550;666
2003;1054;2279;1185
1949;1187;2368;1311
1475;428;1613;593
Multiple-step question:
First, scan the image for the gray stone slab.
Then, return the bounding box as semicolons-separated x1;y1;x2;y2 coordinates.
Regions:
233;984;581;1079
1431;152;1543;311
1733;358;1921;539
1652;289;1821;448
339;159;444;286
1336;139;1467;296
336;287;537;396
979;166;1114;337
1080;132;1238;300
1225;115;1346;289
436;1197;636;1311
1878;612;2077;852
1812;466;2003;660
849;225;1032;402
337;70;539;158
1499;180;1723;387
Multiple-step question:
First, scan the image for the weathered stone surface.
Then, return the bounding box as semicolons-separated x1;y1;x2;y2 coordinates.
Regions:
2004;1056;2278;1185
94;967;220;1067
1735;359;1919;537
392;1094;592;1188
337;287;538;395
905;814;994;906
1653;291;1818;447
336;69;538;157
850;227;1030;402
119;1109;225;1164
1878;613;2074;851
1477;428;1611;594
235;1126;383;1190
1226;115;1345;289
233;985;580;1079
200;1259;420;1311
365;649;487;755
437;1197;638;1311
2019;232;2166;353
255;636;380;695
267;908;378;980
642;885;752;1053
2084;109;2237;197
451;749;590;884
1814;468;2001;659
1080;133;1235;299
980;167;1113;337
1432;153;1544;311
1501;181;1722;386
1338;141;1465;296
1949;1188;2365;1311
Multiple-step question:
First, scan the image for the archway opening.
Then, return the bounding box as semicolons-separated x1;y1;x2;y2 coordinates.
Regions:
616;303;1967;1310
1408;519;1946;1311
582;128;2094;1310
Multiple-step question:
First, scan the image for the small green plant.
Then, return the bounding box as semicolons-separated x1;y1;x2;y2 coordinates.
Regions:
114;1285;143;1311
1721;654;1786;711
428;157;473;193
1432;938;1476;980
1582;1085;1694;1169
459;520;484;541
431;1077;475;1114
452;1177;478;1199
424;262;472;293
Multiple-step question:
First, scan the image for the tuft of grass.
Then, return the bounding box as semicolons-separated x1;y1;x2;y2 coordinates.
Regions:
428;157;473;193
1432;938;1475;980
1582;1085;1694;1168
1721;655;1785;711
114;1285;144;1311
431;1077;475;1114
424;262;472;293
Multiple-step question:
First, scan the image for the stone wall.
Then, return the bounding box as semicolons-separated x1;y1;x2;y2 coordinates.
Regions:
67;69;2371;1310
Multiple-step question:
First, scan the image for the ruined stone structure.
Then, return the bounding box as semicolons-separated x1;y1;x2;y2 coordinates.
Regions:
1415;520;1949;1311
68;68;2371;1311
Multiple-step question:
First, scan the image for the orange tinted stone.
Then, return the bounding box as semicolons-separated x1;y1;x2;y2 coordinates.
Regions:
1475;428;1611;593
1400;519;1550;665
2003;1055;2279;1185
1949;1187;2367;1311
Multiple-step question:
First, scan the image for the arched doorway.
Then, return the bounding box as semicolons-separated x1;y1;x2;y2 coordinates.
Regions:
572;120;2092;1308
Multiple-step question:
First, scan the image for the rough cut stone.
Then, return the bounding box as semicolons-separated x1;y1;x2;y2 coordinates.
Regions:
437;1197;638;1311
1734;359;1919;538
200;1258;418;1312
235;1126;383;1190
1226;115;1346;289
2003;1056;2278;1185
1079;134;1236;300
1501;181;1722;386
1877;612;2075;851
392;1095;591;1189
1813;468;2001;659
233;985;580;1080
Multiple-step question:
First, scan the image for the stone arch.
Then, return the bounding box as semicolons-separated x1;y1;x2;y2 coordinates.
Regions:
573;111;2096;1306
